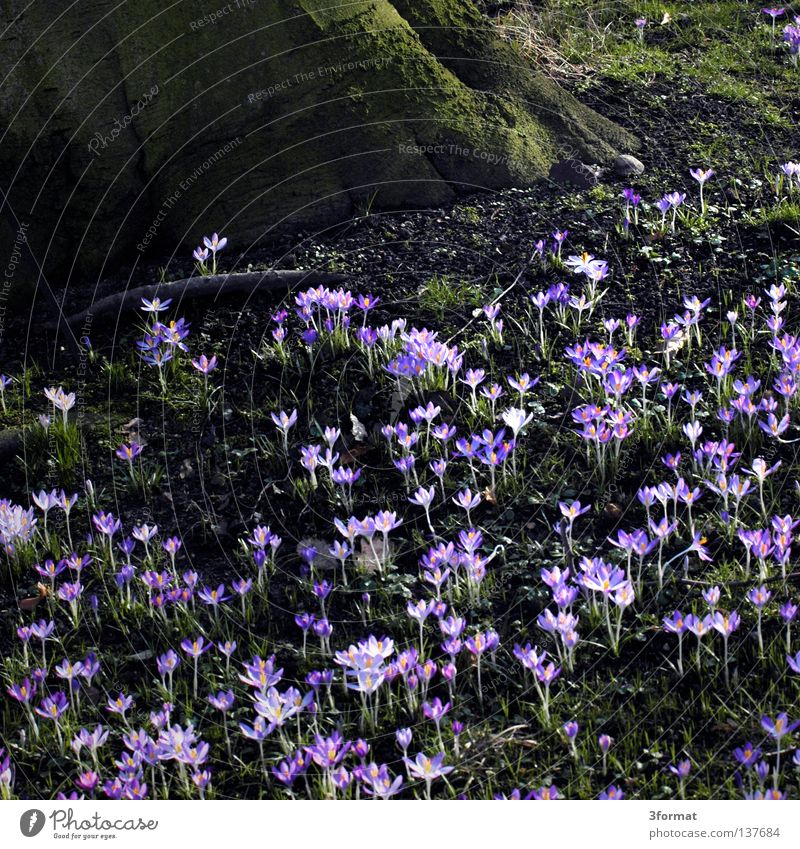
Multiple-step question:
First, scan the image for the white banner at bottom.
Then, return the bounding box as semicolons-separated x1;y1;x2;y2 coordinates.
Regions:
0;799;797;848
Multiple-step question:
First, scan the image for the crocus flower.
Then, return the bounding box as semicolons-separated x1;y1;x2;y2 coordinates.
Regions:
422;698;451;746
690;167;714;185
396;728;413;756
7;678;37;705
733;742;761;768
140;297;172;313
762;713;799;786
198;584;231;608
35;691;69;723
663;610;687;674
191;354;218;375
30;619;55;667
713;610;740;687
201;232;227;272
181;636;212;697
403;752;454;799
501;406;533;439
564;252;598;275
531;784;559;800
363;764;404;799
763;6;786;38
507;373;539;400
105;693;133;718
597;734;613;773
747;584;772;653
156;650;181;688
669;759;691;798
690;168;714;213
781;600;798;653
562;720;579;757
550;229;568;258
761;713;799;739
0;374;13;412
271;409;298;451
599;785;624;800
685;613;712;639
409;485;437;537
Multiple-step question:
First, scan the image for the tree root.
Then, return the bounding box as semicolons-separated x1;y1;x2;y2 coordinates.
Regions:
48;269;348;329
0;428;23;463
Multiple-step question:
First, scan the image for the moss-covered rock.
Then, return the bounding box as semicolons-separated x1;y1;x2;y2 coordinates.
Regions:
0;0;636;291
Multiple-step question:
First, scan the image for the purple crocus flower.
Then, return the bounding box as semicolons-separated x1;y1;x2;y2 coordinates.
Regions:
156;650;181;682
140;297;172;313
669;758;691;798
181;636;212;658
105;693;134;717
396;728;413;754
531;784;559;800
762;7;785;29
191;354;218;375
35;691;69;722
599;785;624;799
733;742;761;767
208;690;235;712
403;751;454;799
761;713;800;739
422;698;450;724
203;232;227;253
748;585;772;608
115;442;143;464
663;610;687;673
690;167;714;185
198;584;231;607
7;678;37;704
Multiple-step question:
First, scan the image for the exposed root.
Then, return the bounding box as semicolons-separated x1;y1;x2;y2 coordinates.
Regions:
48;269;348;330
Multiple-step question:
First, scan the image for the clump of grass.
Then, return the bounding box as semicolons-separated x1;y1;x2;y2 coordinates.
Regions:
750;201;800;231
418;274;483;321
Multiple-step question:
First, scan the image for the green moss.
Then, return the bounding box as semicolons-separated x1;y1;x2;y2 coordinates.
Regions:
1;0;637;280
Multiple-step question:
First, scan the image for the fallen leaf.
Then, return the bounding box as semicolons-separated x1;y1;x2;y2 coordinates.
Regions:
296;538;337;571
356;537;390;575
350;413;367;442
129;649;155;662
339;444;371;465
663;328;685;355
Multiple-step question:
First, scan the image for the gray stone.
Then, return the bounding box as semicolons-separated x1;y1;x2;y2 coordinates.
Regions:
548;159;601;188
613;154;645;177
